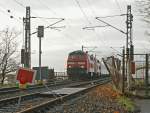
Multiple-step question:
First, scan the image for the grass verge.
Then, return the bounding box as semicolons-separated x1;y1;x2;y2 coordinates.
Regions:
117;96;135;112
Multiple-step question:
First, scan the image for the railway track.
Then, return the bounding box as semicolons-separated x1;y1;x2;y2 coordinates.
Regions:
0;79;74;100
0;77;111;113
0;79;70;93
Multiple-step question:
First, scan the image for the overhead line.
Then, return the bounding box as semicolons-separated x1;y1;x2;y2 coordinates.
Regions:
114;0;122;14
123;0;128;5
2;0;82;47
74;0;91;25
31;16;64;20
72;0;95;44
97;14;126;18
85;0;96;17
36;0;84;45
96;17;126;35
84;0;113;48
37;0;58;16
12;0;26;8
35;0;82;43
83;25;108;29
31;18;65;35
12;0;50;24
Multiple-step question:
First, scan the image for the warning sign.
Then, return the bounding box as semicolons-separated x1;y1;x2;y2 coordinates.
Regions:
16;68;36;84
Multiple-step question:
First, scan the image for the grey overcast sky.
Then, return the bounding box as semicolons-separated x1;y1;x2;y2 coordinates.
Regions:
0;0;149;71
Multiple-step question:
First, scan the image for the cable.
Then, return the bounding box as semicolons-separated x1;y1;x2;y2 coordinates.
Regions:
110;46;122;55
12;0;49;24
84;0;114;48
36;0;58;17
37;0;80;41
114;0;122;14
83;25;109;29
73;0;93;32
74;0;92;25
74;0;104;46
96;17;126;34
36;0;75;32
85;0;97;18
123;0;128;6
96;14;126;18
31;18;64;35
35;1;69;27
12;0;26;8
14;0;66;38
17;0;81;46
36;0;94;46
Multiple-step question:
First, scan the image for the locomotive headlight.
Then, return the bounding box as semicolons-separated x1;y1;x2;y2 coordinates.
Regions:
81;65;84;68
68;65;72;68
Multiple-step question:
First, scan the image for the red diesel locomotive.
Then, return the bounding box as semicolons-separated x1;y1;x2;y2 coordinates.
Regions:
67;50;101;79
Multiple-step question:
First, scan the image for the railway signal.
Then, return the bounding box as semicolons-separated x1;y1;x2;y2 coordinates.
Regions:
37;26;44;83
21;6;65;69
38;26;44;37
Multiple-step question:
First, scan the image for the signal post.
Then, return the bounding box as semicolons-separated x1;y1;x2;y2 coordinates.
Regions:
37;26;44;84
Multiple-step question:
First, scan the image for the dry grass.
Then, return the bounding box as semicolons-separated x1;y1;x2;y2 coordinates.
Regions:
61;84;129;113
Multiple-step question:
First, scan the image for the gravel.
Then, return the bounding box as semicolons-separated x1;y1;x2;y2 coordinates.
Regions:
47;84;131;113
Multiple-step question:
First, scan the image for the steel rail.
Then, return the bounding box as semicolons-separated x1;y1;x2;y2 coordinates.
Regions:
0;79;71;94
18;77;111;113
0;80;75;100
0;77;110;112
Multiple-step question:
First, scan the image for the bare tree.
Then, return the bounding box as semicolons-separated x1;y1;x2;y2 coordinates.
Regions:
136;0;150;19
136;0;150;25
0;28;20;85
135;0;150;37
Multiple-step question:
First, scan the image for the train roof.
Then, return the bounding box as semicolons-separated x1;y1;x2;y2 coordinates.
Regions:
68;50;101;62
69;50;85;56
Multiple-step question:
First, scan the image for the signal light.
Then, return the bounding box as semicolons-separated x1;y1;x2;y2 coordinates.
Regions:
130;45;134;60
81;65;84;68
68;65;71;68
37;26;44;37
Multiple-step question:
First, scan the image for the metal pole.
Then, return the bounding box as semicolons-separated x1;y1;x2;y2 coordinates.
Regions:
126;5;133;90
82;45;84;51
22;18;25;67
126;5;129;89
145;54;149;96
25;6;31;68
38;26;44;82
122;46;125;93
39;37;42;81
37;26;44;81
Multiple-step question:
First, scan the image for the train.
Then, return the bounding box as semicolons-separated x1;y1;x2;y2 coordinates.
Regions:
67;50;101;80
